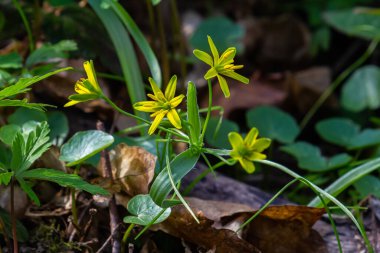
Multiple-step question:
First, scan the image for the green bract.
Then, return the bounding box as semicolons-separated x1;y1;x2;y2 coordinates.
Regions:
193;35;249;98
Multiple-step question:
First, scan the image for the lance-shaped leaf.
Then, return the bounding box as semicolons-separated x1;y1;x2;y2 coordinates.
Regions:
187;82;201;146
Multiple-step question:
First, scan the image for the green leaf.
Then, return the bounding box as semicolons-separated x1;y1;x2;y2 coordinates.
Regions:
341;65;380;112
281;142;351;172
324;7;380;40
21;168;109;196
108;0;162;86
0;208;29;242
187;82;201;147
151;0;161;5
25;40;77;67
246;106;300;144
59;130;114;166
8;108;47;126
0;99;51;111
190;17;245;53
349;129;380;149
205;117;239;149
354;175;380;198
89;1;149;126
0;172;12;185
123;194;171;225
309;157;380;207
47;111;69;146
150;149;200;206
316;117;360;147
11;122;51;176
0;52;22;69
0;124;21;146
0;67;72;101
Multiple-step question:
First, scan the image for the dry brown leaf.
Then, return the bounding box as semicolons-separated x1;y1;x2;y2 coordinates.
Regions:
97;143;156;197
153;198;326;253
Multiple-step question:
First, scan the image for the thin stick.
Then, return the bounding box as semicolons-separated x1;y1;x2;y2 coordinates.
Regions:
10;178;18;253
97;121;121;253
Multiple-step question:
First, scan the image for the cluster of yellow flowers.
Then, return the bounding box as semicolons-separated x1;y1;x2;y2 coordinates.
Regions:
66;36;270;173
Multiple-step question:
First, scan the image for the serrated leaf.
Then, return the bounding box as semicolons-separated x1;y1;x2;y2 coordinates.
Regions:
0;99;51;111
11;122;51;176
341;65;380;112
324;8;380;40
60;130;114;166
0;172;12;185
0;124;21;146
0;208;29;242
150;149;200;207
123;194;170;225
21;168;109;196
17;176;40;205
187;82;201;146
0;67;72;100
205;117;239;149
246;106;300;144
281;142;351;172
316;117;360;147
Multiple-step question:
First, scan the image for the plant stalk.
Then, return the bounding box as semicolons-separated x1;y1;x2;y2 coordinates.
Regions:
10;177;18;253
300;39;379;130
121;223;135;253
200;79;213;142
71;164;80;226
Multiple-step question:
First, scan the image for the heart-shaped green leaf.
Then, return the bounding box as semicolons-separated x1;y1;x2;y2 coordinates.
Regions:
341;65;380;112
246;106;299;144
47;111;69;146
60;130;114;166
205;117;239;149
316;118;360;147
123;194;171;225
324;8;380;40
281;142;351;172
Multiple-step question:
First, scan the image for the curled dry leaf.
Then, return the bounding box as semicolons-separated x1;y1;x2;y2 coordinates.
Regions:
153;197;326;253
97;143;156;197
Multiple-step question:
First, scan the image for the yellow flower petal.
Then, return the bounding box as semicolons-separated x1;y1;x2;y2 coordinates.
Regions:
253;138;272;152
134;101;160;112
149;77;164;99
222;70;249;84
164;75;177;100
228;132;244;150
244;128;259;146
64;100;81;107
83;60;100;92
239;158;255;174
148;110;166;135
217;74;230;98
204;67;218;80
246;152;266;161
147;94;158;101
219;47;236;65
167;109;182;129
193;49;213;66
170;94;185;108
74;80;91;94
207;35;219;65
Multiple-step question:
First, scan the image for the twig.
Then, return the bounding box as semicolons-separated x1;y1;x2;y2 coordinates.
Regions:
97;121;121;253
95;224;122;253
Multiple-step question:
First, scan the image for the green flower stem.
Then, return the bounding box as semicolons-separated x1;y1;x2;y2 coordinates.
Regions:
256;159;374;253
200;79;213;142
10;177;18;253
121;223;135;253
237;179;298;232
300;39;379;130
102;95;189;140
12;0;34;52
183;160;227;196
134;208;167;240
71;164;81;226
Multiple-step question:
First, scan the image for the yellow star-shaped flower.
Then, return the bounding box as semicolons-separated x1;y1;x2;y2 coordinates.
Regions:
193;35;249;98
65;60;103;107
228;128;271;173
134;75;185;135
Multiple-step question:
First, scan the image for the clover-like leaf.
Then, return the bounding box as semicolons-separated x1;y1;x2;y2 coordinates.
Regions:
123;194;171;225
246;106;299;144
60;130;114;166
